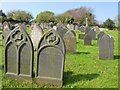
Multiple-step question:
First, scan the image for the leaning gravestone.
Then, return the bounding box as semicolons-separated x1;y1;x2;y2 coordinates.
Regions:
63;30;76;53
84;34;92;45
31;23;44;50
98;34;114;59
4;25;34;81
36;29;65;86
2;21;11;42
88;29;96;40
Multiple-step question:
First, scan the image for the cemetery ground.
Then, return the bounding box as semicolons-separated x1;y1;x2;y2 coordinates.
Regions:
0;29;118;88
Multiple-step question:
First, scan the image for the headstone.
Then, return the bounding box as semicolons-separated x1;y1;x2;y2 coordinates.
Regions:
97;31;105;40
63;30;76;53
36;29;65;86
98;34;114;59
75;25;78;30
88;29;96;40
2;21;11;42
84;34;92;45
85;26;91;34
56;25;68;38
30;23;44;50
94;26;100;34
4;25;34;81
0;22;2;30
79;26;85;32
78;34;85;39
70;24;75;30
67;24;70;30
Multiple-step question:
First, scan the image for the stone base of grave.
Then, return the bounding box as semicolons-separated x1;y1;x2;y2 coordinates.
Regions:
4;73;33;83
35;77;63;87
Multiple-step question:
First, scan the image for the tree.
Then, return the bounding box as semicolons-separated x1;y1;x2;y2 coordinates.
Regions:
36;11;55;23
0;10;7;22
65;6;96;26
56;13;74;24
7;10;33;23
103;18;115;30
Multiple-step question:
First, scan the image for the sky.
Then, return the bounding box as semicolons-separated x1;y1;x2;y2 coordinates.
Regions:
0;2;118;23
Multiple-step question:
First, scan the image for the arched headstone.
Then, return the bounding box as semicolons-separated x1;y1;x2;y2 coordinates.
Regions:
63;30;76;53
5;25;34;81
30;23;44;50
85;26;91;34
98;34;114;59
84;34;92;45
88;29;96;40
36;29;65;86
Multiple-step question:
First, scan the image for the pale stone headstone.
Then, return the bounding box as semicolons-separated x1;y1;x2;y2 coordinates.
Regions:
98;34;114;59
75;25;78;30
63;30;76;53
30;23;44;50
36;29;65;86
70;24;75;30
88;29;96;40
4;25;34;81
84;34;92;45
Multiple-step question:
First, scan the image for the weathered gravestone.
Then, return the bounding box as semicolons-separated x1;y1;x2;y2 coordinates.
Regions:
75;25;78;30
63;30;76;53
56;25;68;38
2;21;11;42
4;25;34;81
84;34;92;45
31;23;44;50
70;24;75;30
97;31;105;45
85;26;91;34
98;34;114;59
36;29;65;86
79;26;85;32
94;26;100;34
88;29;96;40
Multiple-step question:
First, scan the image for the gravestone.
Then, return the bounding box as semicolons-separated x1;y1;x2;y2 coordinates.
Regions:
98;34;114;59
85;26;91;34
70;24;75;30
56;25;68;38
78;34;85;39
63;30;76;53
75;25;78;30
2;21;11;42
0;22;2;30
67;24;70;30
79;26;85;32
88;29;96;40
84;34;92;45
4;25;34;81
30;23;44;50
36;29;65;86
97;31;105;40
94;26;100;34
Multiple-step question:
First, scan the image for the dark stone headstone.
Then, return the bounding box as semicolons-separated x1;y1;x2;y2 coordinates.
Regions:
98;34;114;59
63;30;76;53
84;34;92;45
85;26;91;34
4;25;34;81
36;29;65;86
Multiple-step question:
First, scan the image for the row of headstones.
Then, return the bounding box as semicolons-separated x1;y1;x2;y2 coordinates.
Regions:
78;26;114;60
4;24;65;86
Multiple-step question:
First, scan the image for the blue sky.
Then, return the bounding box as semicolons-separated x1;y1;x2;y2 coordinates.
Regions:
1;2;118;22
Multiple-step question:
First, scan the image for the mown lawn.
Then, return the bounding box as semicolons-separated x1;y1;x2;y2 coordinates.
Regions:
0;29;118;88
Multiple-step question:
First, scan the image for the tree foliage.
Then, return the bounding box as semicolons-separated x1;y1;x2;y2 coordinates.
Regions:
36;11;55;23
0;10;7;22
103;18;115;30
7;10;33;23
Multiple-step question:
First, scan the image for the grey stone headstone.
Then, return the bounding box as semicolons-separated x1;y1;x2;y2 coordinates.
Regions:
2;21;11;42
78;34;85;39
98;34;114;59
75;25;78;30
36;29;65;86
88;29;96;40
63;30;76;53
79;26;85;32
4;25;34;81
30;23;44;50
84;34;92;45
56;25;68;38
94;26;100;34
85;26;91;34
97;31;105;40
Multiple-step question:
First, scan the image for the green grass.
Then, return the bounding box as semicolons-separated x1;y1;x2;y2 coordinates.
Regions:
0;29;118;88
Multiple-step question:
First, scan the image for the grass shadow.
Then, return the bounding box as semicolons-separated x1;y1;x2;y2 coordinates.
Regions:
63;71;99;85
114;55;120;59
74;52;90;54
